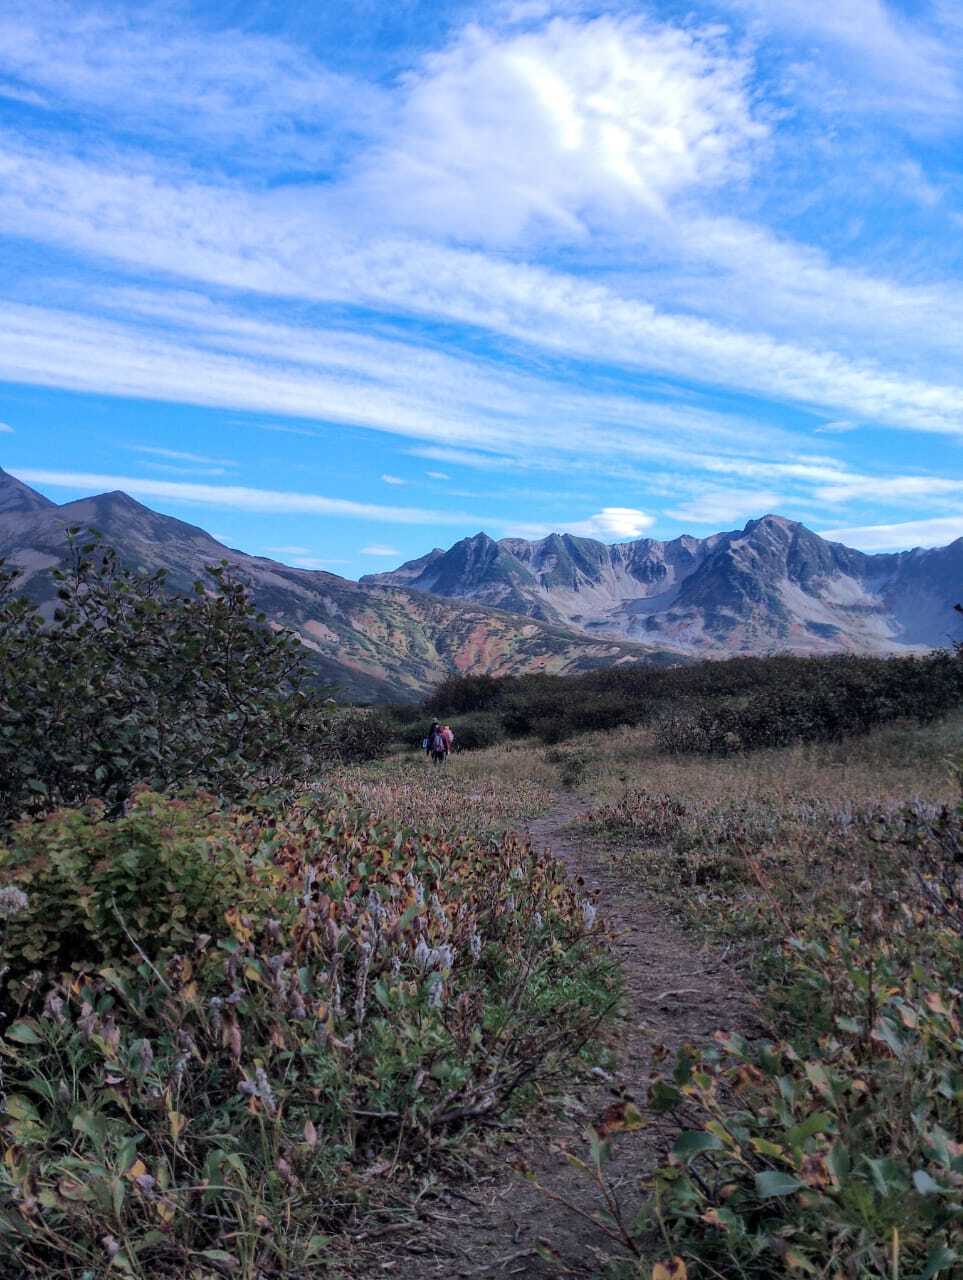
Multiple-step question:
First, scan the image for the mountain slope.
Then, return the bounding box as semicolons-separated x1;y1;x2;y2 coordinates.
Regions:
363;516;963;655
0;469;677;701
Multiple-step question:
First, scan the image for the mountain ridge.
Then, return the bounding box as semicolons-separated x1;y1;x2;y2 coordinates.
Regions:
362;514;963;655
0;468;679;702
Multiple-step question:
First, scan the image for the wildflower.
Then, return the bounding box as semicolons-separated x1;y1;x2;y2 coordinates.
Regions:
533;912;543;930
136;1038;154;1074
426;971;445;1009
43;991;65;1024
469;931;482;961
255;1065;277;1115
208;996;224;1035
0;886;28;918
581;900;597;930
429;893;448;928
414;937;431;971
506;895;516;914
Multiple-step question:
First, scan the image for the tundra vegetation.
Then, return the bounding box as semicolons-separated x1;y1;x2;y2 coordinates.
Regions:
1;540;961;1278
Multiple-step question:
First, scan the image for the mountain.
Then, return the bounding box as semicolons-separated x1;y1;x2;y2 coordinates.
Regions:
362;516;963;655
0;469;677;702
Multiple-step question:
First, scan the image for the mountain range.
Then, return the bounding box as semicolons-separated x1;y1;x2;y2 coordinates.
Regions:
0;469;675;702
3;468;961;700
362;519;963;655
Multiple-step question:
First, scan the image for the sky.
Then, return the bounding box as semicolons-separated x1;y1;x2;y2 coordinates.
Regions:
1;0;963;576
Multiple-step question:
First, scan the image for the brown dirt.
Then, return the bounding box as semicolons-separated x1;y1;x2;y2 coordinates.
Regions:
369;797;758;1278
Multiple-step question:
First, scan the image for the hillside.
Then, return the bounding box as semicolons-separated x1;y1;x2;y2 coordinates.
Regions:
0;469;677;702
363;518;963;655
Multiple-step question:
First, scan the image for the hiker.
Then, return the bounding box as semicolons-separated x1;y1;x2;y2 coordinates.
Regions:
441;724;455;754
424;721;448;765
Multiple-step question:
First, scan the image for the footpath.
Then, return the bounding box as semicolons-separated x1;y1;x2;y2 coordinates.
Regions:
379;797;755;1278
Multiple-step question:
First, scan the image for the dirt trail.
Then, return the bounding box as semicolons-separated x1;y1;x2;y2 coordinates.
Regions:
381;798;756;1278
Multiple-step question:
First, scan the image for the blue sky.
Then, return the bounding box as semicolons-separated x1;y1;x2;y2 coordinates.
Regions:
1;0;963;576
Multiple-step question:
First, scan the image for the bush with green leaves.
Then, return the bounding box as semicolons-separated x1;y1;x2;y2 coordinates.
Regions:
0;791;616;1278
571;792;963;1276
427;653;963;752
0;534;335;826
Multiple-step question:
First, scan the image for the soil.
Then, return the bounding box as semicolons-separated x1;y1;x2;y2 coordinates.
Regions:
368;797;758;1278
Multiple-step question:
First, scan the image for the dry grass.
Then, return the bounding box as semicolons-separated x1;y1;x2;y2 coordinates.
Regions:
340;712;963;828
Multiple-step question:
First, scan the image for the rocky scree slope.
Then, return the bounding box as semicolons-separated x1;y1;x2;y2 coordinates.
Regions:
0;469;675;702
362;517;963;654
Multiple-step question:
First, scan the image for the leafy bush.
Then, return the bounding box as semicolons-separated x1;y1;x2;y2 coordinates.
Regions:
0;535;336;827
0;790;269;983
447;711;505;752
573;790;963;1275
428;654;963;753
0;792;616;1278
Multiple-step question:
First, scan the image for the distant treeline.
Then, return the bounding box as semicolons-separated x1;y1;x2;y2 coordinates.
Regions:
381;651;963;754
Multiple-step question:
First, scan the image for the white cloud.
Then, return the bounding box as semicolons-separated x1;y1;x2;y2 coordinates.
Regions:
6;139;963;439
565;507;655;539
667;489;784;525
815;420;859;435
426;470;450;480
813;475;963;504
8;468;488;526
381;473;405;485
350;15;766;244
819;515;963;551
0;3;383;163
360;544;402;556
290;556;349;569
125;444;237;466
0;421;13;433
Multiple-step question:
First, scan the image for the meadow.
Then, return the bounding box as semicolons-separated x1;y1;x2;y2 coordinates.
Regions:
2;541;961;1278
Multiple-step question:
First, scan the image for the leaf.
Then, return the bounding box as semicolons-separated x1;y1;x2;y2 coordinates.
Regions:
6;1022;42;1045
595;1099;645;1137
754;1170;803;1199
672;1131;724;1162
652;1260;687;1280
918;1247;958;1280
786;1111;834;1149
913;1169;943;1196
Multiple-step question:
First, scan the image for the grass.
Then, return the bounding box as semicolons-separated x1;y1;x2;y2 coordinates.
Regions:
555;712;963;1277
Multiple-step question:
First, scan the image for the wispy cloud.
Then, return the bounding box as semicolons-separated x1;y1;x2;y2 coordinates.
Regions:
9;468;489;526
426;470;450;480
360;544;401;556
819;515;963;551
125;444;238;466
0;421;13;433
381;473;405;485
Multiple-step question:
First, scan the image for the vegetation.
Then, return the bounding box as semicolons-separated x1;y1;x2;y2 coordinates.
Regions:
421;653;963;752
0;535;339;829
566;755;963;1275
0;539;616;1278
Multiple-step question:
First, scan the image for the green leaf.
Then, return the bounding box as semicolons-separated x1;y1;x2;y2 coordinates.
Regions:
913;1169;943;1196
918;1247;958;1280
754;1170;803;1199
672;1131;725;1162
786;1111;834;1150
6;1022;42;1045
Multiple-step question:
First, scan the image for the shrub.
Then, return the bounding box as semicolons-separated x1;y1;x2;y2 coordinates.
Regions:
571;790;963;1276
0;792;616;1278
0;535;337;827
0;791;269;983
448;711;505;752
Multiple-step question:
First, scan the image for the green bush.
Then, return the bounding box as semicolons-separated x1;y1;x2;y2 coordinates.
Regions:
0;535;336;827
448;711;505;751
0;792;617;1278
574;792;963;1276
0;791;270;982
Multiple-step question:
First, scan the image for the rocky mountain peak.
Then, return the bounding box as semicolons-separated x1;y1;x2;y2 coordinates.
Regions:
0;468;55;515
